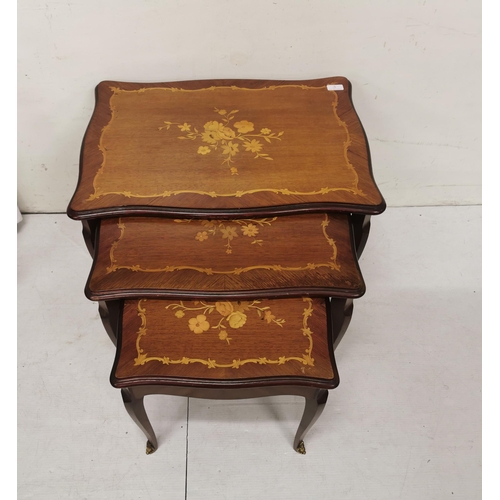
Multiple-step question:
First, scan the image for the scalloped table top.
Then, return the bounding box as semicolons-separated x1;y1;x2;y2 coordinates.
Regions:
68;77;385;220
111;297;338;386
86;213;365;301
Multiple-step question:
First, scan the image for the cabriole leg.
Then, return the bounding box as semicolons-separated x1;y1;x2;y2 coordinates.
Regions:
81;219;99;257
293;389;329;454
121;388;158;454
331;298;354;351
351;214;371;258
98;300;118;346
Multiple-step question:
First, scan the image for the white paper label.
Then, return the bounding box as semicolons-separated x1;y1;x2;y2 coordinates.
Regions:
327;84;344;91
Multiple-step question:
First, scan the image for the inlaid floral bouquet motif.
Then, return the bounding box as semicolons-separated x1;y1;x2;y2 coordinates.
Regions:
165;300;285;344
158;108;284;175
174;217;277;254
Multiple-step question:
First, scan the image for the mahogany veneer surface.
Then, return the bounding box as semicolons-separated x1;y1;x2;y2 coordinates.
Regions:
68;77;385;219
112;297;337;385
87;213;365;300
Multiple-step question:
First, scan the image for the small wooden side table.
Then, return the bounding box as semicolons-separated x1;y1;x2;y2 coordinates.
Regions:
112;297;339;454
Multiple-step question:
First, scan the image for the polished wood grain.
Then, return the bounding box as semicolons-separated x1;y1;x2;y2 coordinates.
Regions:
112;297;337;385
67;77;385;220
86;213;365;300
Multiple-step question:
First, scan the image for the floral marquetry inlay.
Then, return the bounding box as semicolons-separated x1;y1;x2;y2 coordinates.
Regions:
175;217;277;254
67;80;387;213
133;298;315;369
165;300;285;344
105;214;339;275
159;108;284;175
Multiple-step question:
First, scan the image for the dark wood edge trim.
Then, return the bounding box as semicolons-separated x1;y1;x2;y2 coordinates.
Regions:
111;375;338;391
97;76;350;92
109;298;338;391
86;285;365;302
115;384;335;400
68;200;386;221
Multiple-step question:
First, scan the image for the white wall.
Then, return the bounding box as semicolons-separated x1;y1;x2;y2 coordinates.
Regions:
17;0;481;212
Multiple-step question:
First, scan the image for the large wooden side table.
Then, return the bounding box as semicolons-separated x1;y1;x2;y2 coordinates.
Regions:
67;77;385;454
67;77;385;256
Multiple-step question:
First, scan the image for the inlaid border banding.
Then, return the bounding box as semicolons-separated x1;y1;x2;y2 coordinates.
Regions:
87;84;364;202
133;297;316;370
106;214;340;276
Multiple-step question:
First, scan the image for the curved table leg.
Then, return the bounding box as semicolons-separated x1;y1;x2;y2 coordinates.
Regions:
293;389;329;454
121;388;158;454
98;300;119;347
351;214;371;258
81;220;99;257
331;298;354;351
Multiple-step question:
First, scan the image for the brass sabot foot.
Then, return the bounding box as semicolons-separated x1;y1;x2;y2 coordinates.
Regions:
295;441;306;455
146;441;157;455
